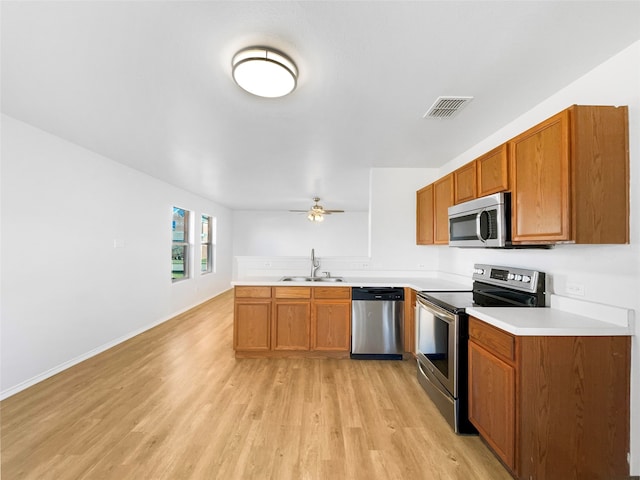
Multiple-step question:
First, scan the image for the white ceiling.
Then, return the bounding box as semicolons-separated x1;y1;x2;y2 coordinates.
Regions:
2;1;639;212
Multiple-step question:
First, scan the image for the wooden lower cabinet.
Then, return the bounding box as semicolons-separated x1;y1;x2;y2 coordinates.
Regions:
235;286;351;357
234;300;271;351
404;288;416;355
273;301;311;350
468;340;515;469
312;301;350;351
468;317;630;479
234;286;271;351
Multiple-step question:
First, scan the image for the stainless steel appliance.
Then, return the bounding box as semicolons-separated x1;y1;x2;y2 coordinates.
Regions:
448;192;511;247
351;287;404;360
416;264;545;434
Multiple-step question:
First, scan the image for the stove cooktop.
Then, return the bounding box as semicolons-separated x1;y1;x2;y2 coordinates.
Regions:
418;291;475;314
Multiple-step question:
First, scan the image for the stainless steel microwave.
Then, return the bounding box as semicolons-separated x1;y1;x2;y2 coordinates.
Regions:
448;192;511;247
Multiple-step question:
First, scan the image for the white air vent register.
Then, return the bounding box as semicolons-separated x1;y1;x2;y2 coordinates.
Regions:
424;96;474;119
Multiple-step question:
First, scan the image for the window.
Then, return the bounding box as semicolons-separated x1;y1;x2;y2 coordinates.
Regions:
172;206;190;281
201;214;216;274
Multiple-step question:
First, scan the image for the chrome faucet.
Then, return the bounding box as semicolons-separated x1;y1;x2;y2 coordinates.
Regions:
310;248;320;278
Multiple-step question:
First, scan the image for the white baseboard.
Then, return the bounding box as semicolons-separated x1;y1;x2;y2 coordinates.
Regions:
0;289;230;401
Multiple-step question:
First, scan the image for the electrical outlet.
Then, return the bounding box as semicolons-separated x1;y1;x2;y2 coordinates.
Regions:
263;262;272;268
566;283;585;296
418;263;426;269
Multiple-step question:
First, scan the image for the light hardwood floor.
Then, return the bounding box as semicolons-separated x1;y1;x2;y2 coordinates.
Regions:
1;289;512;479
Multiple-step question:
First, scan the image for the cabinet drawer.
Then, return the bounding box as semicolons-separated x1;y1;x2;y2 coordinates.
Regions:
274;287;312;299
469;317;515;362
313;286;351;300
235;286;272;298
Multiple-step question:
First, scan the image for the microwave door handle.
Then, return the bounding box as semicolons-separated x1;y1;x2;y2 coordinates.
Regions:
476;211;487;243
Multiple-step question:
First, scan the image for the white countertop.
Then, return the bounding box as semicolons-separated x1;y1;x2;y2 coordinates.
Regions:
468;294;633;336
231;276;471;292
231;278;633;337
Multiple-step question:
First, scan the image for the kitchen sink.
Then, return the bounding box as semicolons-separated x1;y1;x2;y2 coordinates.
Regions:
279;276;344;282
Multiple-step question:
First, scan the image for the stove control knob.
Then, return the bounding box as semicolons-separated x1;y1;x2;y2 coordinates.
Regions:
514;274;523;281
507;273;515;280
474;268;485;275
522;275;532;283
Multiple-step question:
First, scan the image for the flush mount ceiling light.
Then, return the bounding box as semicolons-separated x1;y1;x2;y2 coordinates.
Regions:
232;47;298;98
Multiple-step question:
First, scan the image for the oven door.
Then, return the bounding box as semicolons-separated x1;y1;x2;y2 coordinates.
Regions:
416;295;457;396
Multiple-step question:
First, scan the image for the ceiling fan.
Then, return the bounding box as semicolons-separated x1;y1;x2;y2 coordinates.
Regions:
289;197;345;222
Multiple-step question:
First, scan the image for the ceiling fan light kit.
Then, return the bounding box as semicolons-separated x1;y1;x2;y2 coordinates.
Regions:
307;211;325;222
289;197;344;222
232;47;298;98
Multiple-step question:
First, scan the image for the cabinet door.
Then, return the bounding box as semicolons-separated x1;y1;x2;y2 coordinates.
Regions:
509;110;570;242
434;174;454;244
453;161;477;204
312;301;350;351
404;288;416;354
468;340;516;471
234;300;271;351
477;144;509;197
416;184;434;245
272;301;311;350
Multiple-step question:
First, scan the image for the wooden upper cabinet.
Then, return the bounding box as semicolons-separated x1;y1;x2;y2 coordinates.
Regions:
476;144;509;197
509;105;629;244
433;174;454;244
571;105;629;243
509;109;571;242
453;161;477;204
416;184;434;245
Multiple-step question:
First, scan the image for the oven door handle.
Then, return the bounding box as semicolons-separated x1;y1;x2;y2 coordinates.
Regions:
416;296;456;323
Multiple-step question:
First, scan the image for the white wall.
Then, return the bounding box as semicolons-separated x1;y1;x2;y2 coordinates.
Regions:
232;168;443;277
232;210;369;257
369;168;441;271
436;40;640;474
0;115;233;398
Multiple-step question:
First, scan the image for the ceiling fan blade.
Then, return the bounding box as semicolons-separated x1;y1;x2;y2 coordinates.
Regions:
324;209;345;213
289;209;309;213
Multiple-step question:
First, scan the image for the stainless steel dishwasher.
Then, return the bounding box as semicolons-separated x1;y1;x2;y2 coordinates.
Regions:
351;287;404;360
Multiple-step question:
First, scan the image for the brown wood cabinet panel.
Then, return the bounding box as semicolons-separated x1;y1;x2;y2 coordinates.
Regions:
234;301;271;351
468;340;516;470
433;174;453;245
476;144;509;197
235;286;271;298
509;105;629;244
274;286;312;299
313;286;351;300
468;317;631;479
416;184;434;245
510;109;571;242
469;318;515;363
571;106;629;243
312;301;351;351
518;336;631;480
453;161;477;204
404;288;416;355
272;302;311;350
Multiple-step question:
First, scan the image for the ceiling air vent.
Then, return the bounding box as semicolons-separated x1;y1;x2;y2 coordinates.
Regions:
424;96;474;119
